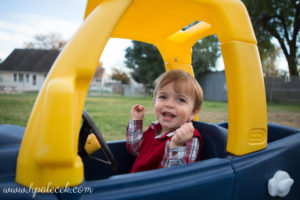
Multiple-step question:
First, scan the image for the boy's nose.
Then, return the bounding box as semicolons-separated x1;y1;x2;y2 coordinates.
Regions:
165;99;175;108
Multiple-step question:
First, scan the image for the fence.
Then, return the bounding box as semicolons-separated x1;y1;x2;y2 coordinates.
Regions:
87;82;147;97
198;71;228;102
264;76;300;104
198;72;300;104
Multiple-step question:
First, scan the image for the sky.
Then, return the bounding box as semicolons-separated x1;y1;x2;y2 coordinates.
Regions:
0;0;132;74
0;0;289;74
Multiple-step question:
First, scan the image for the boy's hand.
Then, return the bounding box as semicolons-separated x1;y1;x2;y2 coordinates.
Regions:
131;104;145;120
169;122;194;148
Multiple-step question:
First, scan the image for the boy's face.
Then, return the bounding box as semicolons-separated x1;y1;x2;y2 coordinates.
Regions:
154;81;199;134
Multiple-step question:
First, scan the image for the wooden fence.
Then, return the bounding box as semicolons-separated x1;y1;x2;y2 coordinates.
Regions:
198;72;300;104
264;76;300;104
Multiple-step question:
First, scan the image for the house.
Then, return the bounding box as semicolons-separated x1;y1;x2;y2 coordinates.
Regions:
0;49;60;93
123;78;146;97
89;63;108;91
0;49;106;93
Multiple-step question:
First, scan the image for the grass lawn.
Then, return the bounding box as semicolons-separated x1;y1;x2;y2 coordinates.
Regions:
0;93;299;141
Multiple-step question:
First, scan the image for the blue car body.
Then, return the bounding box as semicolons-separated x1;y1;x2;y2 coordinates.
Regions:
1;122;299;199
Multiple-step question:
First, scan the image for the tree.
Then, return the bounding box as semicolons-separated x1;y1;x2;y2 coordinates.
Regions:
125;41;164;91
243;0;300;76
262;48;280;77
125;37;220;90
111;69;130;85
192;35;221;78
24;33;67;50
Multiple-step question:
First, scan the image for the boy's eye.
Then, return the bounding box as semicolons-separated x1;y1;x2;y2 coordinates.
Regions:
178;97;186;103
158;95;167;99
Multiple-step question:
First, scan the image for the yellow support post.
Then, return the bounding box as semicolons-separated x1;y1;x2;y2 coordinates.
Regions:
16;0;133;188
222;41;267;155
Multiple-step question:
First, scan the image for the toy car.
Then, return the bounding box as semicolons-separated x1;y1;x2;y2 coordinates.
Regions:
1;0;299;199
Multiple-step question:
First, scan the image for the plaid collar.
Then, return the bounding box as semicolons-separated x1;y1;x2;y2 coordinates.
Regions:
151;121;176;139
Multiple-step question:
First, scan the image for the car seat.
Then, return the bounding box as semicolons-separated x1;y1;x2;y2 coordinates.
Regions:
192;121;228;160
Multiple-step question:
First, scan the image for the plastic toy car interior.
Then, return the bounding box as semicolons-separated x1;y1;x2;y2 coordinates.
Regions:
0;0;299;199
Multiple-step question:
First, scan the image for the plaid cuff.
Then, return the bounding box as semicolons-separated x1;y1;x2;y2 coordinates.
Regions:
167;141;187;160
162;141;187;167
186;137;200;161
128;119;143;130
128;120;143;141
126;120;144;156
161;138;200;168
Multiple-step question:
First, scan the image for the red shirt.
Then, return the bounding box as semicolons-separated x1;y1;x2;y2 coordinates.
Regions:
127;120;203;173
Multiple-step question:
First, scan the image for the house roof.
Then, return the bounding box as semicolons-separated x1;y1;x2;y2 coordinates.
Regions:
0;49;60;73
93;66;105;79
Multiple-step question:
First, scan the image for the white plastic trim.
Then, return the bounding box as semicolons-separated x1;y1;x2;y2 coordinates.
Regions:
268;170;294;197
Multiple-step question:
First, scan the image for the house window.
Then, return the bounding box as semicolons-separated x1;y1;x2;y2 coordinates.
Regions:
14;73;17;82
26;74;30;82
33;75;36;85
19;73;24;82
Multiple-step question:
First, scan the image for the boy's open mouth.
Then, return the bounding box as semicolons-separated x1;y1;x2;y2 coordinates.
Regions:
162;112;176;118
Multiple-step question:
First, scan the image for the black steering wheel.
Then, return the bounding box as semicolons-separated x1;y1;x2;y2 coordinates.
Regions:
78;110;118;171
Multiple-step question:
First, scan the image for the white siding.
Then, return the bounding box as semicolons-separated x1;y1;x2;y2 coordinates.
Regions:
0;71;47;93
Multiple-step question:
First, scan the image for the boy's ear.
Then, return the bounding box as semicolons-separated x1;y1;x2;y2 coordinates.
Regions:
189;108;200;121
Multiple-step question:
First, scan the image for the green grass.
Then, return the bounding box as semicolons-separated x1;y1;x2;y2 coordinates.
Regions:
84;96;156;140
0;93;299;141
267;102;300;113
201;101;228;110
0;93;36;126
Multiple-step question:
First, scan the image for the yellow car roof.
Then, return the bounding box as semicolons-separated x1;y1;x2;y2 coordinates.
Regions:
85;0;256;44
16;0;267;188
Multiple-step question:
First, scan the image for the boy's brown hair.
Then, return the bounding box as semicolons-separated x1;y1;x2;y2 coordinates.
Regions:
153;70;204;112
